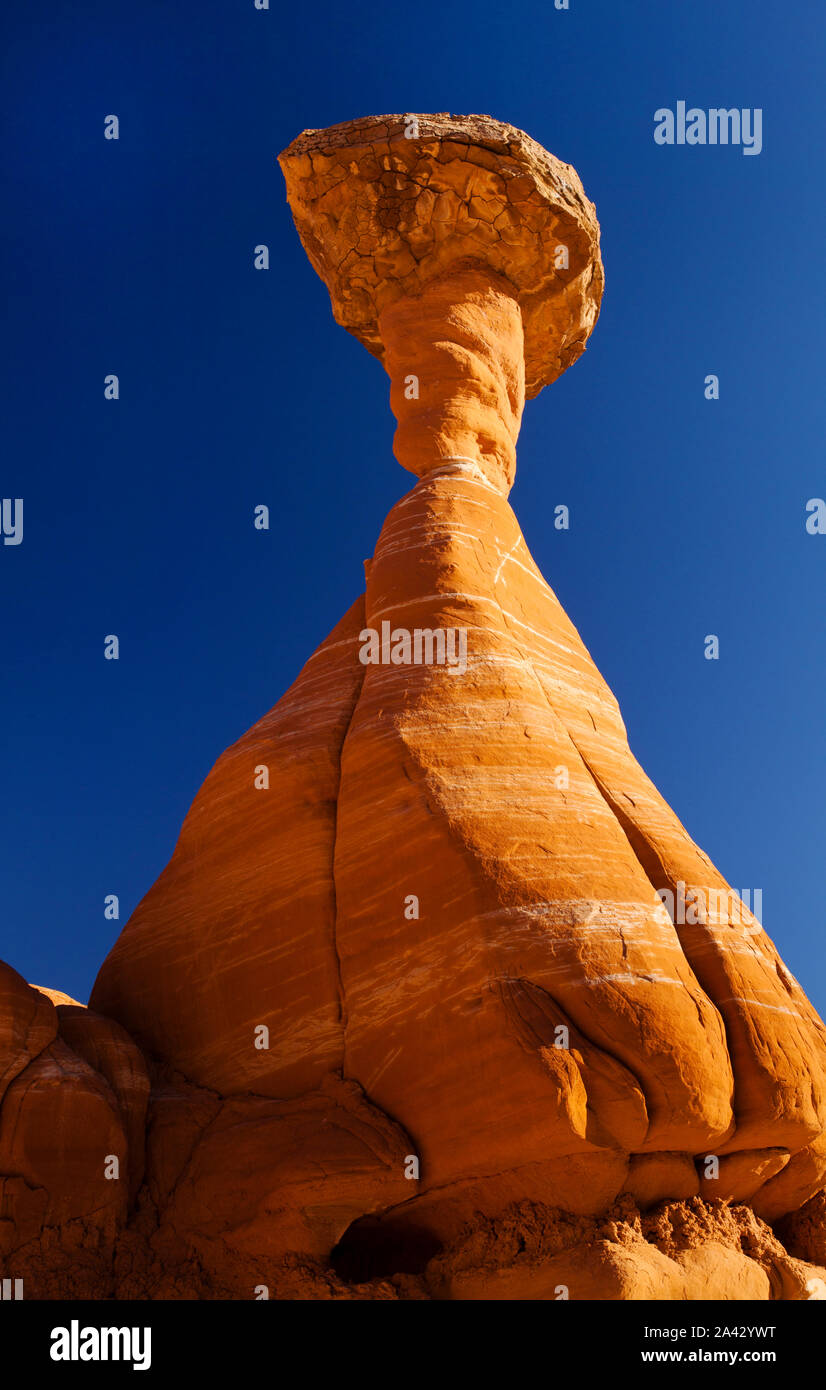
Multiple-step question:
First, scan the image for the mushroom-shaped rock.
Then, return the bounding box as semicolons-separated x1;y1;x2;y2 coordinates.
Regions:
82;114;826;1297
279;113;603;491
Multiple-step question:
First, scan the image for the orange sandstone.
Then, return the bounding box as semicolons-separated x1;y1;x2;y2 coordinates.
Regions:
1;113;824;1299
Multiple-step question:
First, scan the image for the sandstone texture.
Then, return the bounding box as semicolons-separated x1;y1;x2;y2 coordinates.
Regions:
2;114;824;1299
278;113;603;401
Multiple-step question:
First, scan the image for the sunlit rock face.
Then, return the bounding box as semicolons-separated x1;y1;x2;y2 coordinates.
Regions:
2;115;825;1300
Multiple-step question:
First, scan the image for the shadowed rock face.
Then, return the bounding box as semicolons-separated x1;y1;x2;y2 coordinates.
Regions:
2;114;825;1300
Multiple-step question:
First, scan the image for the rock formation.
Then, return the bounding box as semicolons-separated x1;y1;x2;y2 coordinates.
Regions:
2;114;825;1300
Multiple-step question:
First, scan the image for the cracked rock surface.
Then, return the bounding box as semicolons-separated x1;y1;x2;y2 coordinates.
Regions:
278;112;604;399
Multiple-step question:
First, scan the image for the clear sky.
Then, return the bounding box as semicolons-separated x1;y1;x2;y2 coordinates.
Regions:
2;0;824;1015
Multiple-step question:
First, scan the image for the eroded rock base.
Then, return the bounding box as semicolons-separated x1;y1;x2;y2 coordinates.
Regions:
5;1185;825;1301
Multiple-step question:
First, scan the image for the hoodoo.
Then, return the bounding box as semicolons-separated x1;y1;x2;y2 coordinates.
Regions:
2;115;826;1299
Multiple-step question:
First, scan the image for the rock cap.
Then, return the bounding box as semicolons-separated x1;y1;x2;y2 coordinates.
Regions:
278;112;604;397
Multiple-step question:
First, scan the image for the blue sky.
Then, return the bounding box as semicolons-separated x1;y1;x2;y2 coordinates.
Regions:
2;0;824;1014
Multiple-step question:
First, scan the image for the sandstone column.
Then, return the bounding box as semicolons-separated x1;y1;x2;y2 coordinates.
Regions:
278;115;826;1206
89;116;826;1253
3;113;826;1301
